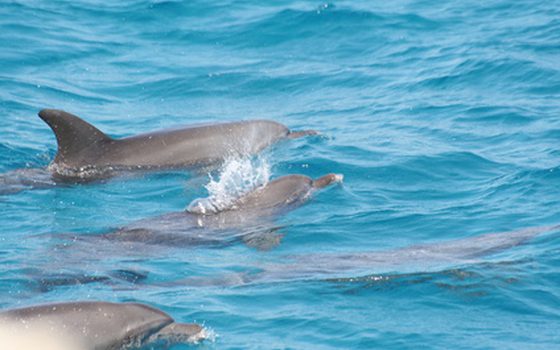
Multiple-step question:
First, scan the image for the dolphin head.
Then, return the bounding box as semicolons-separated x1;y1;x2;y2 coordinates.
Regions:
186;173;342;218
0;301;206;350
231;173;343;211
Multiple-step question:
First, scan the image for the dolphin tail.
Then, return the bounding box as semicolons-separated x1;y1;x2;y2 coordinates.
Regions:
38;109;112;166
287;129;320;139
312;173;344;189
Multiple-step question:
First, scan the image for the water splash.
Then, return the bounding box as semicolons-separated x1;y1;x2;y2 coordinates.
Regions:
186;156;271;214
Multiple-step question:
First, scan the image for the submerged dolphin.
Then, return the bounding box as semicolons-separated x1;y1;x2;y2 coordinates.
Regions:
173;224;559;287
28;173;343;291
85;173;343;249
0;109;317;192
249;224;560;284
0;301;207;350
49;223;555;291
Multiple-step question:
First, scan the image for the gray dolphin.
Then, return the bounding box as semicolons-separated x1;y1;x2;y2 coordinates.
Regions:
39;109;317;180
170;224;559;288
28;173;343;292
0;109;317;193
96;173;344;248
41;223;557;292
245;224;560;284
0;301;207;350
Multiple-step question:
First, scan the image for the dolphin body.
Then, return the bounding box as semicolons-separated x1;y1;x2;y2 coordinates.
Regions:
0;301;207;350
168;224;558;288
95;173;343;249
39;109;316;179
29;173;343;292
0;109;317;193
41;223;556;292
241;224;560;284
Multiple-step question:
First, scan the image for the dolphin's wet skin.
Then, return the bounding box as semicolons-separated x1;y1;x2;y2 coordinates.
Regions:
22;173;344;292
36;173;343;251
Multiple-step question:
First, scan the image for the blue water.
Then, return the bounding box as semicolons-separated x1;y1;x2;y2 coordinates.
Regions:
1;0;560;348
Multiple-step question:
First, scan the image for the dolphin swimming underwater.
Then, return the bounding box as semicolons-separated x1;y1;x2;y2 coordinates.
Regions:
168;224;559;287
76;173;343;249
0;109;317;193
0;301;207;350
244;224;560;284
49;223;555;290
25;173;343;291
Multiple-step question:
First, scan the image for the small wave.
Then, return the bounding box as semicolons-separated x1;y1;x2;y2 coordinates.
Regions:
187;156;271;214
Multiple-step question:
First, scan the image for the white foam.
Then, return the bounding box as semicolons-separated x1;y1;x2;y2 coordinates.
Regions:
191;326;217;343
187;156;270;214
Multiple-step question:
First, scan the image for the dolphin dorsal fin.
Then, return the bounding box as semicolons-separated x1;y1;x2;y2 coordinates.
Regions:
38;109;112;165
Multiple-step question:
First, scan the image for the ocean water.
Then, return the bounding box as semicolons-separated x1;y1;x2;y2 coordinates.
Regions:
1;0;560;348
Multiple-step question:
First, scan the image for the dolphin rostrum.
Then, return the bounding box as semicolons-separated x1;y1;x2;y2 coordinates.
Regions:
0;301;207;350
39;109;317;179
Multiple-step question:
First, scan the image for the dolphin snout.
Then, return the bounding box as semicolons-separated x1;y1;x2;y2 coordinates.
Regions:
312;173;343;189
287;129;320;139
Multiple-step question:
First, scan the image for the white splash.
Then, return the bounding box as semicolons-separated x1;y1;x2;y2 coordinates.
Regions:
192;326;217;343
187;156;271;214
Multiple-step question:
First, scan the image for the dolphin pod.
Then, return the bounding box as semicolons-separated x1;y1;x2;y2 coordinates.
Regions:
0;301;207;350
3;108;552;349
39;109;317;180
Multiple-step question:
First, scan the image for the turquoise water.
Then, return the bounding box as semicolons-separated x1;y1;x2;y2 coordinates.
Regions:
1;0;560;348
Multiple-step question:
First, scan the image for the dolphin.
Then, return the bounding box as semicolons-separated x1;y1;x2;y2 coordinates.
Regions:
27;173;343;291
170;224;559;287
39;109;316;179
50;223;555;290
244;224;560;284
0;109;317;193
81;173;343;249
0;301;207;350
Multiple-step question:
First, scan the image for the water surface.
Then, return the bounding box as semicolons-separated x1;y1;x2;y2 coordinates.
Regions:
1;0;560;348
